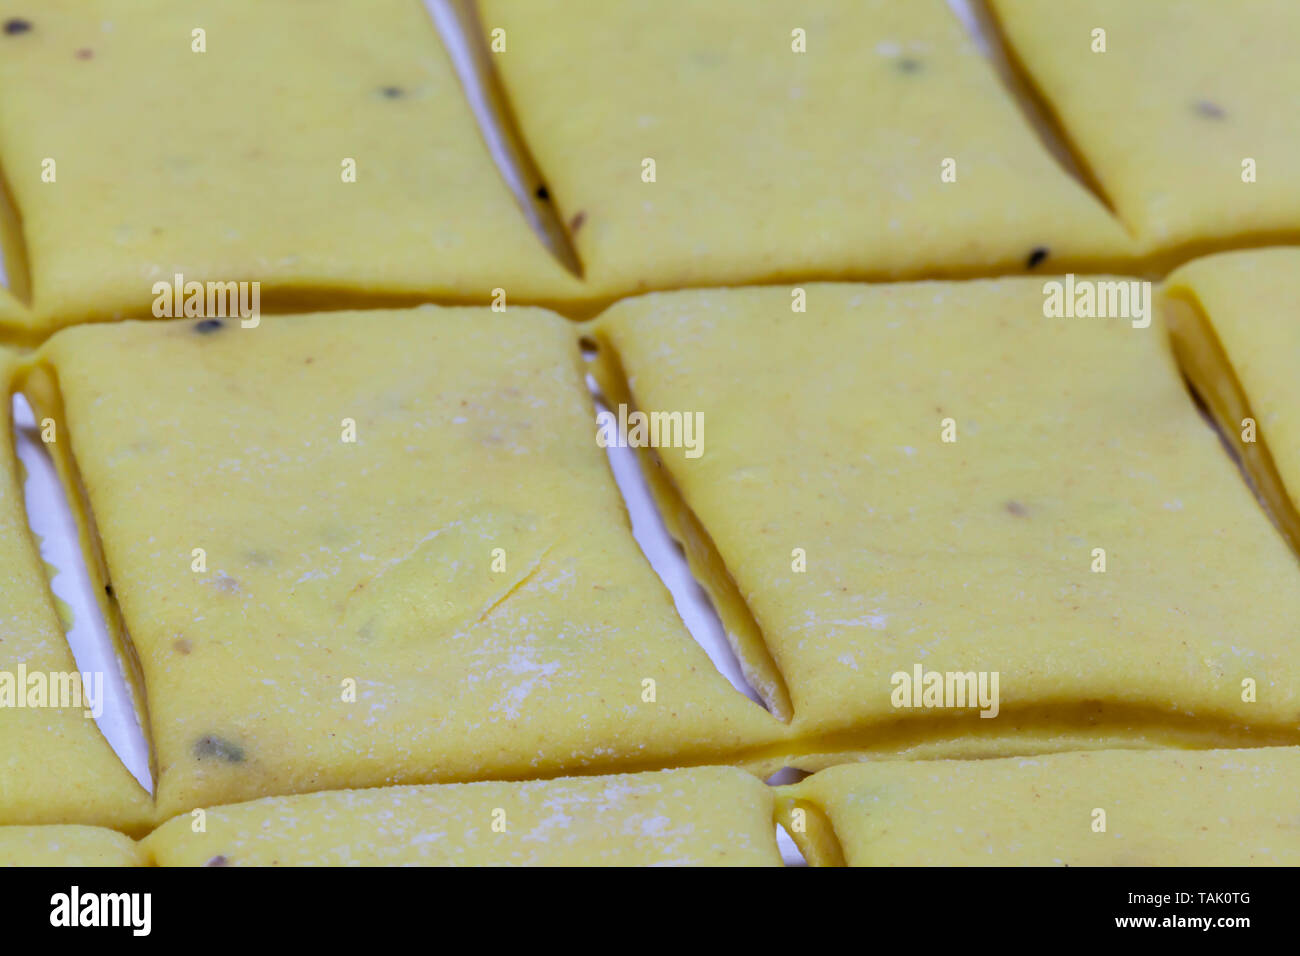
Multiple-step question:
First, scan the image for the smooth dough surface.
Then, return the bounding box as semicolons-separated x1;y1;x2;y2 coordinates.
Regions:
0;351;153;833
145;766;780;866
0;287;29;342
591;281;1300;758
482;0;1132;299
0;0;580;333
0;824;143;866
24;308;782;818
781;747;1300;866
1163;248;1300;557
990;0;1300;254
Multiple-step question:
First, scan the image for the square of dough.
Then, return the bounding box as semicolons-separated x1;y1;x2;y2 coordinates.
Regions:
144;766;780;866
481;0;1132;300
779;747;1300;866
21;307;782;819
0;351;152;833
590;280;1300;759
1164;248;1300;558
0;824;143;866
989;0;1300;255
0;0;580;334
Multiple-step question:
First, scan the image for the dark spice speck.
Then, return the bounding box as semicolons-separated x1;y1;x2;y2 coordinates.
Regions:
534;185;550;201
897;58;922;73
75;47;93;60
195;318;225;334
3;19;31;35
194;735;245;763
104;584;114;598
1194;99;1225;120
1026;247;1049;269
379;85;404;99
204;855;230;867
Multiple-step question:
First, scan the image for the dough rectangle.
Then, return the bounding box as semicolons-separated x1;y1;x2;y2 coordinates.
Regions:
481;0;1132;299
781;747;1300;866
989;0;1300;255
591;280;1300;758
24;307;782;818
1163;248;1300;558
0;0;579;334
0;824;143;866
144;766;781;866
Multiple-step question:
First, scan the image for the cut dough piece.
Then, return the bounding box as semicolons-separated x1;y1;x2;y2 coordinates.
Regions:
0;824;143;866
0;0;581;334
989;0;1300;256
481;0;1132;299
0;351;153;833
590;280;1300;759
22;307;783;818
779;747;1300;865
1164;248;1300;558
145;767;779;866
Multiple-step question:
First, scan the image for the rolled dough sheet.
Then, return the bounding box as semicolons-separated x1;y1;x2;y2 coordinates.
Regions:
0;824;143;866
1163;247;1300;558
988;0;1300;257
779;747;1300;866
589;280;1300;760
0;0;581;337
20;307;783;819
0;351;153;833
145;766;781;866
479;0;1133;300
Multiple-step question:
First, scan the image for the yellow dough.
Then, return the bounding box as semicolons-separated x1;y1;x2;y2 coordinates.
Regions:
0;288;30;341
0;824;143;866
1164;248;1300;558
590;280;1300;760
480;0;1132;300
0;351;152;833
989;0;1300;257
145;766;780;866
0;0;580;336
21;307;783;818
779;747;1300;866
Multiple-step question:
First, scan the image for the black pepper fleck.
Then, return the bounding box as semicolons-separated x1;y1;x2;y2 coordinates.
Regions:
379;85;404;99
534;185;550;201
1026;247;1049;269
194;735;245;763
3;19;31;35
204;855;230;867
104;584;114;598
1194;99;1225;120
1005;500;1028;517
897;58;922;73
195;318;225;334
